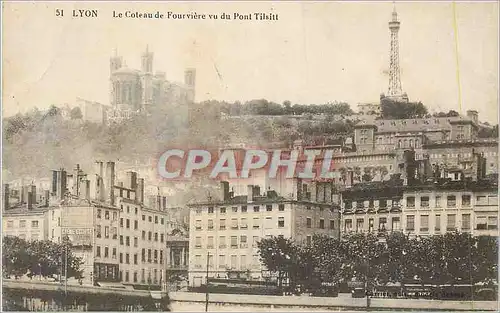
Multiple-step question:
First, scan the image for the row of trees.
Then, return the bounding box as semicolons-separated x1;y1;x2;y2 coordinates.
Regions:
257;232;498;293
202;99;355;116
3;236;83;281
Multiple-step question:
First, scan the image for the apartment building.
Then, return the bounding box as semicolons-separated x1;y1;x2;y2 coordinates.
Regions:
340;149;498;238
187;180;340;287
402;180;498;237
4;162;172;290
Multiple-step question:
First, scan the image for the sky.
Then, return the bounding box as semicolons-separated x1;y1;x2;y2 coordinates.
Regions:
2;1;499;123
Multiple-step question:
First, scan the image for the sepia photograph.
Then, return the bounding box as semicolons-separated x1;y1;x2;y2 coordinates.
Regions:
1;1;498;311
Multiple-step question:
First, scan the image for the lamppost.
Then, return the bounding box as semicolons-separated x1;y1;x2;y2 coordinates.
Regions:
205;251;210;312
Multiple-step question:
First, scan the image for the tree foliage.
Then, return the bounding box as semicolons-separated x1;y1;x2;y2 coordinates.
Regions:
257;232;498;293
3;236;84;280
381;98;428;119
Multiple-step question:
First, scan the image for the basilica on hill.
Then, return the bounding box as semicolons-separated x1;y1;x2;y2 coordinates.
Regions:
105;46;196;124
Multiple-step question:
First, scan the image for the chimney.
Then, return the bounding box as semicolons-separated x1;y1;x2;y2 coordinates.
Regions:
220;181;230;201
157;195;162;210
296;178;303;201
135;178;145;204
126;171;138;190
81;180;90;200
30;185;37;205
52;170;58;195
247;185;254;202
106;162;116;206
3;184;9;211
27;191;33;210
44;190;50;207
21;186;28;204
466;110;479;124
162;196;167;209
73;164;81;197
253;186;261;198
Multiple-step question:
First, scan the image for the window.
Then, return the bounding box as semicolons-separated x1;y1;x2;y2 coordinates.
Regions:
240;218;248;229
195;220;202;230
195;237;202;248
97;209;102;218
306;217;312;228
219;236;226;248
278;217;285;228
240;235;247;248
278;204;285;211
391;217;400;231
97;225;102;238
160;234;164;243
126;236;130;246
447;195;456;208
112;248;117;259
208;207;214;214
220;207;226;214
435;196;442;208
141;249;146;262
148;216;152;222
462;214;471;230
207;236;214;249
252;236;259;248
241;206;247;213
319;218;325;229
420;215;429;232
134;254;138;265
126;206;130;214
265;217;273;229
208;219;214;230
135;207;138;215
345;219;353;232
134;220;138;230
231;218;238;229
379;217;387;231
6;220;13;228
155;216;158;224
406;197;415;208
104;226;109;238
161;218;164;225
148;231;152;241
232;206;238;213
126;219;130;229
219;255;226;268
447;214;456;231
142;231;146;240
97;246;101;257
133;272;138;283
306;235;312;246
142;215;145;221
104;247;109;258
119;253;123;263
220;219;226;230
148;249;152;262
420;196;429;207
105;210;110;220
488;216;498;230
435;214;441;231
252;217;260;229
462;195;471;207
134;237;138;247
356;218;364;232
231;236;238;248
330;220;335;230
266;205;272;212
240;255;247;269
253;206;260;212
31;220;39;228
154;233;158;241
477;216;487;230
406;215;415;231
120;218;123;227
230;255;238;269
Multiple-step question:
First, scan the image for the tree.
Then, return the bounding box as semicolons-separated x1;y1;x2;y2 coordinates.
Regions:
256;236;300;289
2;236;31;279
381;98;428;119
2;236;83;281
70;107;83;120
308;235;345;287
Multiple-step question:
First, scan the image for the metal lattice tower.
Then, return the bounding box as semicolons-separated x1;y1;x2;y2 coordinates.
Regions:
387;6;403;98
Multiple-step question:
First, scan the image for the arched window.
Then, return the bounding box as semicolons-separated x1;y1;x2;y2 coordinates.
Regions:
398;140;402;148
409;139;413;148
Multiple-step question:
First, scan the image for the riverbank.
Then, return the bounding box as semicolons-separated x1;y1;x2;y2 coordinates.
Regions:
169;292;498;312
